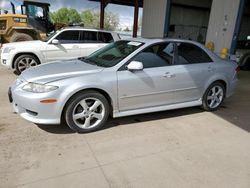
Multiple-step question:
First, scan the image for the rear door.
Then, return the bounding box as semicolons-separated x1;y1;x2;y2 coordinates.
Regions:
170;42;215;103
44;30;81;62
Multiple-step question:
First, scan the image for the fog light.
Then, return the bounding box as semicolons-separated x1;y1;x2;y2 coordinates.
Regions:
2;59;6;64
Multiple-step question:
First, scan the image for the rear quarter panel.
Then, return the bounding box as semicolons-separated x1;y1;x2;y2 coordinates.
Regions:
203;59;237;98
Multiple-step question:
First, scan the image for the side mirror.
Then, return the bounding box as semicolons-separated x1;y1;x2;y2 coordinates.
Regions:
127;61;143;71
51;39;60;45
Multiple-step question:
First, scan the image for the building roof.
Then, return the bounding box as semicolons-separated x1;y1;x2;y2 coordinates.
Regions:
89;0;143;7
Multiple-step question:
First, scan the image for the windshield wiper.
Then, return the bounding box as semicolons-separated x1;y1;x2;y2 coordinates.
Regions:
79;58;99;66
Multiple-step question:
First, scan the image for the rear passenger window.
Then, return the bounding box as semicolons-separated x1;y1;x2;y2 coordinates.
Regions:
80;31;98;43
98;32;114;43
176;43;212;64
56;31;80;43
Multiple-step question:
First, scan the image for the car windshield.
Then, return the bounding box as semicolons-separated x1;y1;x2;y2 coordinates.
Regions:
82;40;144;67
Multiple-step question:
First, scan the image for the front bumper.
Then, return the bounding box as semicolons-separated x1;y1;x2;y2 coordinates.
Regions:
10;79;63;124
1;52;14;69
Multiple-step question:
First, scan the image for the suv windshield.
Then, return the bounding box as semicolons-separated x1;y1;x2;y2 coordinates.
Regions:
82;40;144;67
44;30;59;42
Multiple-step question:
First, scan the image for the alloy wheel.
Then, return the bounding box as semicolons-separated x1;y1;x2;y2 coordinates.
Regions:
206;85;224;109
17;57;38;72
72;97;105;129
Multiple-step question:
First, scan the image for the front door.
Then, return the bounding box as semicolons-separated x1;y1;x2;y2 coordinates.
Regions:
43;30;81;62
117;42;177;111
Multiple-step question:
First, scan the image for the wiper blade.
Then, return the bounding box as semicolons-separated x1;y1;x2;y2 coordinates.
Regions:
81;58;99;66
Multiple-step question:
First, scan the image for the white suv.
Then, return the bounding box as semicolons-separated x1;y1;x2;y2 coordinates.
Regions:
0;27;120;74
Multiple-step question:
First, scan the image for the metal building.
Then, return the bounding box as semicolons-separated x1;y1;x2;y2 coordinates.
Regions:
91;0;250;64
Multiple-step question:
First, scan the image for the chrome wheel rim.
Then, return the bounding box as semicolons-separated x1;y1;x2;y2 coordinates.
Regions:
72;97;105;129
207;85;224;109
18;57;38;72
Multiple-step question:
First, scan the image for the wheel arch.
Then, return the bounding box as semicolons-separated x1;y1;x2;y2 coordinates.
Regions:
12;52;41;69
61;88;114;121
203;76;228;97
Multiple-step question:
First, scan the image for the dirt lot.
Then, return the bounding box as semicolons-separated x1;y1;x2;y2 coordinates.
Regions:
0;66;250;188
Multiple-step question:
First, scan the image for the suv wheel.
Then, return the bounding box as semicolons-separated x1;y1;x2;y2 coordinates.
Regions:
14;54;40;74
64;91;110;133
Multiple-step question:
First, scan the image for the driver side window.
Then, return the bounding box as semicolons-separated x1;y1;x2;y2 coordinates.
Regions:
131;43;175;69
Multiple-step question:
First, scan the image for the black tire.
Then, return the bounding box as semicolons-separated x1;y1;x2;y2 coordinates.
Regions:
14;54;40;75
10;32;33;42
202;82;225;111
64;91;110;133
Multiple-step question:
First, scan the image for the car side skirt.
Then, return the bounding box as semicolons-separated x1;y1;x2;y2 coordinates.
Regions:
113;100;202;118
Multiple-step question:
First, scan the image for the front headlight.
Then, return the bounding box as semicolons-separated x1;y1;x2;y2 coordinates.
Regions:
22;83;58;93
2;47;15;53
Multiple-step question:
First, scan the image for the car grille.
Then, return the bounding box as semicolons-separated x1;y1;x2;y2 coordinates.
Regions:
0;20;7;30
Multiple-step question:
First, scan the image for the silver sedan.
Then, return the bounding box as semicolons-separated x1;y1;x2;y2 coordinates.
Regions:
9;38;238;132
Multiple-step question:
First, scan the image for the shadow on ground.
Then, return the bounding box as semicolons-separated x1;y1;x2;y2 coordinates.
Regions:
37;107;203;134
213;71;250;133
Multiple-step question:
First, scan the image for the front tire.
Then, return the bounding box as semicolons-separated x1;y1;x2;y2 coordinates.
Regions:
14;54;40;74
202;82;225;111
64;91;110;133
10;32;33;42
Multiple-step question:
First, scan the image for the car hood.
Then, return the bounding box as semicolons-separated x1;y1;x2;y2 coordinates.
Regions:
20;59;104;84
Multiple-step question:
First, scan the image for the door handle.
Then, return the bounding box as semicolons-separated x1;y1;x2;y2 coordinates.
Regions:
72;45;79;49
163;72;175;78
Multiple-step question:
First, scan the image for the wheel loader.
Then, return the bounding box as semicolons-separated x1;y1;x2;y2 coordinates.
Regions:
0;0;55;44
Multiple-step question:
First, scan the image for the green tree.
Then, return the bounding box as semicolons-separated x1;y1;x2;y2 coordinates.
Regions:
81;10;119;30
50;8;81;24
104;11;119;30
80;10;99;28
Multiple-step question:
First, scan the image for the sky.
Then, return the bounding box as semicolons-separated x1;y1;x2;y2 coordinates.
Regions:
0;0;143;29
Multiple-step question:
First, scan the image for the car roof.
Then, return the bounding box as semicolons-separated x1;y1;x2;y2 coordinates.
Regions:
61;27;116;33
124;37;203;46
122;37;221;62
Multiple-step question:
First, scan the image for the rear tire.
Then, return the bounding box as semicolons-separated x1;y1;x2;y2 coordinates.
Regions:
64;91;110;133
10;32;33;42
14;54;40;75
202;82;225;111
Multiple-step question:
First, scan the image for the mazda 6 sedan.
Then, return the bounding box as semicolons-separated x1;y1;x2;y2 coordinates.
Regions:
9;38;238;132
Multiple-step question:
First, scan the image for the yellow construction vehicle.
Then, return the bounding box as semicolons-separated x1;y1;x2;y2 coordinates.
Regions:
0;0;55;44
